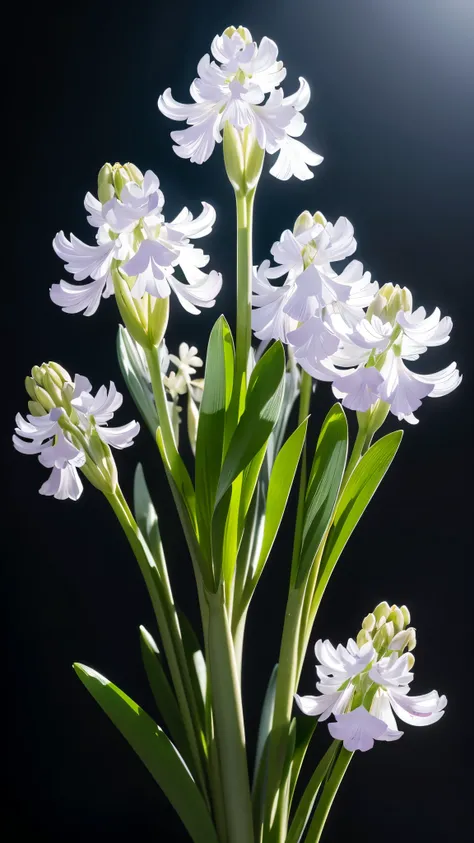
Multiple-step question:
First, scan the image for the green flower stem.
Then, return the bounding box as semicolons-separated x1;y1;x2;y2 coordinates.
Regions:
145;344;177;457
304;747;353;843
206;586;254;843
234;189;255;416
264;368;313;841
264;586;305;841
286;742;339;843
106;486;209;803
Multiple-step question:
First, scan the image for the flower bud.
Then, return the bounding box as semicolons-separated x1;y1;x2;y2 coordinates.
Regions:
31;365;45;386
293;211;314;237
388;630;412;652
362;613;376;633
124;162;143;184
373;601;391;623
149;296;170;347
244;132;264;191
43;371;64;406
187;393;199;455
223;123;246;193
97;163;115;204
112;268;150;348
25;376;37;401
407;629;417;651
400;605;411;626
357;629;372;648
388;606;405;633
28;400;47;417
313;211;327;227
34;386;56;412
406;653;415;670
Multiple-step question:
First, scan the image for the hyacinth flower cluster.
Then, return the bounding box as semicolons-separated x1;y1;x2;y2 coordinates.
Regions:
13;23;461;843
13;362;139;500
252;210;461;425
296;602;446;752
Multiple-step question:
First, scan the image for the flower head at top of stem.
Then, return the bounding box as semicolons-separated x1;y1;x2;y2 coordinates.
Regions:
13;362;140;500
51;163;222;339
158;25;323;181
295;601;446;752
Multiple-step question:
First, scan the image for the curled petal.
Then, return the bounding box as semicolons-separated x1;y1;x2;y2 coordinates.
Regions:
50;276;110;316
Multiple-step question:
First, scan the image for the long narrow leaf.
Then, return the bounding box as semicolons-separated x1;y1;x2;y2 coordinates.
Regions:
139;626;190;762
195;316;234;550
249;419;308;596
289;716;317;807
315;430;403;598
117;325;159;435
286;742;339;843
215;342;286;504
133;464;161;559
74;664;219;843
295;405;348;588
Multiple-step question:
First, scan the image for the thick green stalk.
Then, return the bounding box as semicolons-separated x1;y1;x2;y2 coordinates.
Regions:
106;487;209;802
207;587;254;843
263;370;312;840
304;747;353;843
234;190;255;415
145;344;176;457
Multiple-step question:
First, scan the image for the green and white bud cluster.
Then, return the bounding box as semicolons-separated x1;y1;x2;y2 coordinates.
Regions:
14;363;139;501
357;600;416;663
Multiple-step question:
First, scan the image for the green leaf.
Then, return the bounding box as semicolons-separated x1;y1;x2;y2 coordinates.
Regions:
133;464;161;558
289;716;317;807
178;611;207;737
295;405;348;587
216;342;286;505
316;430;403;599
286;742;339;843
74;664;218;843
195;316;234;549
248;418;308;595
117;326;159;436
139;626;190;762
251;665;278;834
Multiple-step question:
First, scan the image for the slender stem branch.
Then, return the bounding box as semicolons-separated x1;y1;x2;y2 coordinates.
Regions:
304;747;353;843
234;190;255;416
207;588;254;843
145;344;176;455
105;487;209;802
263;368;313;841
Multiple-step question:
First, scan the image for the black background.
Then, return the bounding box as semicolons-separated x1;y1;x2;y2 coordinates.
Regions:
5;0;473;840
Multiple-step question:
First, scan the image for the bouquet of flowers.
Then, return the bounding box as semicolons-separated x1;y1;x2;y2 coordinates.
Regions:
14;25;461;843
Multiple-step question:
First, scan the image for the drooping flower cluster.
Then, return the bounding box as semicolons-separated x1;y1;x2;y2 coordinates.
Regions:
13;362;139;500
252;210;461;423
51;163;222;320
295;602;446;752
158;25;322;180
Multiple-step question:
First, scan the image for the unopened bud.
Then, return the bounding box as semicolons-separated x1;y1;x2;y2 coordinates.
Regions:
293;211;314;237
374;601;391;623
400;605;411;626
223;122;245;193
388;629;412;652
406;653;415;670
362;613;376;632
28;400;47;417
113;165;131;198
149;296;170;347
31;365;45;386
124;162;143;184
34;386;56;412
407;629;417;651
97;163;115;204
357;629;372;648
388;606;405;633
313;211;327;227
43;372;63;406
25;376;37;401
187;393;199;455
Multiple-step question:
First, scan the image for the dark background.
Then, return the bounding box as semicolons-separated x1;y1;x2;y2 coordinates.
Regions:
5;0;473;840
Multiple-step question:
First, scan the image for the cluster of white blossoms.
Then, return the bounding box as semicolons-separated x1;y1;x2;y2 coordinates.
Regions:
252;210;461;423
13;363;139;501
295;602;447;752
51;163;222;318
158;25;323;180
163;342;204;449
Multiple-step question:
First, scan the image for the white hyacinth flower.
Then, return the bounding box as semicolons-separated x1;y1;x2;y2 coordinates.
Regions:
332;284;461;423
158;25;322;180
295;603;446;752
13;364;139;501
51;163;222;318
